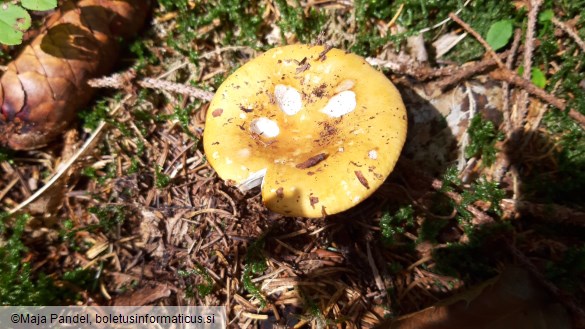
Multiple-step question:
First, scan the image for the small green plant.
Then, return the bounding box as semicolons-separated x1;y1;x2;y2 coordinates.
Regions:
0;213;60;305
179;264;215;298
379;206;415;245
465;115;504;167
156;100;200;141
154;165;171;189
441;168;505;226
241;237;268;307
0;0;57;45
273;0;327;44
460;178;505;218
485;19;513;51
88;205;127;232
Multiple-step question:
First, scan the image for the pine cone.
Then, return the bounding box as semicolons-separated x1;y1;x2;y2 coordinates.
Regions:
0;0;148;150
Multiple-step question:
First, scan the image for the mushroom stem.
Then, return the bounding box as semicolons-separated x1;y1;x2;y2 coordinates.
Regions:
237;168;267;192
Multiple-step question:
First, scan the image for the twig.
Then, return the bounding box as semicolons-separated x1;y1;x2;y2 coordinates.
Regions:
502;29;523;135
431;179;496;225
500;199;585;226
8;96;132;214
489;69;585;127
551;17;585;53
417;0;472;34
494;29;533;186
88;74;215;102
137;78;214;101
366;54;457;81
366;242;386;296
448;13;505;68
436;50;511;91
516;0;544;129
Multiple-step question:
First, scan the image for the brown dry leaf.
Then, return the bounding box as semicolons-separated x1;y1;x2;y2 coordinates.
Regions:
0;0;149;150
376;266;571;329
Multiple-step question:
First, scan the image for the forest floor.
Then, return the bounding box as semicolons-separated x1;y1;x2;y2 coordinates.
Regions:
1;0;584;328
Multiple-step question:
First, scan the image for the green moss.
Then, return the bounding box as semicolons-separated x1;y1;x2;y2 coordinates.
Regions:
418;218;450;244
545;246;585;291
274;0;327;44
385;0;519;62
432;222;512;280
465;114;504;167
460;178;505;217
130;39;159;69
0;214;60;305
179;264;215;298
158;0;266;58
0;148;12;163
379;205;415;245
156;99;200;141
154;165;171;189
88;205;127;232
62;268;99;294
521;111;585;205
351;0;411;56
241;236;268;307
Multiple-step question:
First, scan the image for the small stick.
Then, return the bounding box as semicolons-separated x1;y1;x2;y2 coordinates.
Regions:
448;12;505;68
137;78;215;101
502;29;523;135
88;74;215;102
516;0;544;129
437;50;511;91
489;69;585;127
431;179;496;225
8;96;133;214
551;17;585;53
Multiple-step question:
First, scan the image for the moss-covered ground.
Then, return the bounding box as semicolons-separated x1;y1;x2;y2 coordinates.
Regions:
1;0;584;327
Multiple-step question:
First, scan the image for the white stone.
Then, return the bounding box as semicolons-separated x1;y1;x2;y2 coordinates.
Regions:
275;84;302;115
250;117;280;138
320;91;356;118
368;150;378;160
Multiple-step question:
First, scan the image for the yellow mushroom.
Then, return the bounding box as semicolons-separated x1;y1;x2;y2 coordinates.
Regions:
204;44;407;218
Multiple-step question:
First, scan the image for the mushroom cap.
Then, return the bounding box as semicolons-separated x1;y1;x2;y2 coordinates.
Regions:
203;44;407;218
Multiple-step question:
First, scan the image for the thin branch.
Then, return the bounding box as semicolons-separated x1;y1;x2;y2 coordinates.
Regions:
137;78;214;101
436;50;511;91
502;29;523;135
448;12;505;68
88;73;215;102
490;68;585;127
516;0;544;129
417;0;472;34
552;17;585;53
9;96;132;215
500;199;585;226
431;179;496;226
